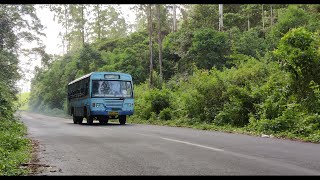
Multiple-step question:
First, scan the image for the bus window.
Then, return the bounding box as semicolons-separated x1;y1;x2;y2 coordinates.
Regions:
92;80;132;98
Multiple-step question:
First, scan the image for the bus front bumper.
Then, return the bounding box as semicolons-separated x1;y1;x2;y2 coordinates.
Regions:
90;110;134;116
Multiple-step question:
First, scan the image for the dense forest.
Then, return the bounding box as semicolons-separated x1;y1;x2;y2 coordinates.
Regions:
29;4;320;142
2;4;320;145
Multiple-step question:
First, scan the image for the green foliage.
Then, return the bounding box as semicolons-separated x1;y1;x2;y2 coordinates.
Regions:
90;5;127;40
147;88;171;115
0;6;41;174
162;29;194;75
254;70;291;120
0;82;16;119
159;108;172;121
232;28;267;58
185;69;226;123
189;28;231;70
74;44;104;75
274;27;320;111
15;92;30;111
132;83;152;120
224;12;246;31
0;118;31;176
215;85;253;126
267;5;310;49
189;4;219;30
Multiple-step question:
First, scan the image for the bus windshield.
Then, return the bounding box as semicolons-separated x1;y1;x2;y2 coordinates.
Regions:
92;80;132;98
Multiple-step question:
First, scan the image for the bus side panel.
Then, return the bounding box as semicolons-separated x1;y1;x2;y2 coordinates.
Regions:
70;97;91;117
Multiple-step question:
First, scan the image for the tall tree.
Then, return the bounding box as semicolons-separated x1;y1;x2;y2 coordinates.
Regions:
270;4;274;27
262;4;265;30
173;4;177;32
0;4;44;116
219;4;223;31
148;4;153;88
241;4;261;31
93;4;102;40
132;5;148;32
49;5;72;53
51;4;89;51
90;5;127;41
80;5;85;46
156;5;163;81
189;4;219;30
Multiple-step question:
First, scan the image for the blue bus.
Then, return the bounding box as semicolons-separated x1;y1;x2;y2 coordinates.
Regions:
67;72;134;125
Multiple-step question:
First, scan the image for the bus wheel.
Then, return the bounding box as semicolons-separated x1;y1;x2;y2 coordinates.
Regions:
78;117;83;124
119;115;126;125
87;116;94;125
73;116;78;124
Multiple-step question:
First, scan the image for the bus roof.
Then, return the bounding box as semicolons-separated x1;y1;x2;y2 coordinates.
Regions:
67;72;132;85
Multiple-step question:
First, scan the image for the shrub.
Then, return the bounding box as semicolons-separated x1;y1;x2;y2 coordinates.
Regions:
159;108;172;121
146;88;172;115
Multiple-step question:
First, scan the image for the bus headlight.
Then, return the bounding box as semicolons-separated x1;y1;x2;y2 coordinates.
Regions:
92;103;102;107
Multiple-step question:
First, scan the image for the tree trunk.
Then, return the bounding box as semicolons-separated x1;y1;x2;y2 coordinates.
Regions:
248;17;250;30
63;6;66;54
270;5;273;27
219;4;223;31
173;4;177;32
148;4;153;88
262;4;265;30
181;6;188;25
157;5;163;81
65;5;70;53
81;5;85;47
97;4;101;40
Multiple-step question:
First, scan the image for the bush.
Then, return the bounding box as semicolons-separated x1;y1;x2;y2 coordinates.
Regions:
0;118;31;176
146;88;172;115
159;108;172;121
0;82;15;119
274;27;320;112
185;68;226;123
215;86;253;126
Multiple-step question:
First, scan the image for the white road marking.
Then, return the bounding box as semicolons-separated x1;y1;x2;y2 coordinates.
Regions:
135;133;223;152
134;133;319;174
161;137;224;152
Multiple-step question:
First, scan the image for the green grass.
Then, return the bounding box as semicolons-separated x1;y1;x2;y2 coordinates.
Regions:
128;115;258;136
15;92;30;111
0;117;32;176
128;116;320;143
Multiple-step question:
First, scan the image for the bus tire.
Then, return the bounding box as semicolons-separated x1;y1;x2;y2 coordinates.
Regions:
73;115;78;124
78;117;83;124
119;115;126;125
87;116;94;125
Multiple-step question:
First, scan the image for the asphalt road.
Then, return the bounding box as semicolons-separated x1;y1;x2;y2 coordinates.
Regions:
20;112;320;175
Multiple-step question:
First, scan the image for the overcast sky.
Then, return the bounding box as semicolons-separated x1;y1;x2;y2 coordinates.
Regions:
18;4;136;93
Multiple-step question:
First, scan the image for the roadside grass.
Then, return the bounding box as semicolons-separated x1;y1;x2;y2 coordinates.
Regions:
128;115;258;136
128;115;320;143
0;117;32;176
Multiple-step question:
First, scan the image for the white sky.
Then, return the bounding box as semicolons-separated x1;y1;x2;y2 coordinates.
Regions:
18;4;136;93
